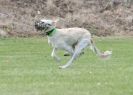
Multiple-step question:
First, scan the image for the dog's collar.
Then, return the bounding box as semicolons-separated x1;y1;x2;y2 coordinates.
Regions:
46;28;57;36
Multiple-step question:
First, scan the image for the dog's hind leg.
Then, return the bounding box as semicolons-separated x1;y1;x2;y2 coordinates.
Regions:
51;48;61;62
59;39;90;69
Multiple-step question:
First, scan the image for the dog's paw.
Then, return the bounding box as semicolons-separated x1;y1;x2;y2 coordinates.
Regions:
64;53;70;56
59;65;67;69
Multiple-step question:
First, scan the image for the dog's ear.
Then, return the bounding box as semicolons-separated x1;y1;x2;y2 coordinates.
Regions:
52;18;59;26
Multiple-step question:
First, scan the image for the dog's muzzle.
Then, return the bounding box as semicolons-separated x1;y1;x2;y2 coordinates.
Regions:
35;21;46;31
35;20;52;31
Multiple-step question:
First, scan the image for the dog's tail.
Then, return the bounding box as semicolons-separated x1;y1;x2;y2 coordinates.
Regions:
90;39;112;58
90;39;101;56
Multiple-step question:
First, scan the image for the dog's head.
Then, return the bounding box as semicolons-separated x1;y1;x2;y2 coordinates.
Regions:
35;19;54;32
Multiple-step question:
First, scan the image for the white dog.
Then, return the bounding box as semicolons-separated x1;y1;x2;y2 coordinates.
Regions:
35;19;112;69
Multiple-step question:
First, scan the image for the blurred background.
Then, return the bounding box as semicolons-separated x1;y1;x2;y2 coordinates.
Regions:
0;0;133;37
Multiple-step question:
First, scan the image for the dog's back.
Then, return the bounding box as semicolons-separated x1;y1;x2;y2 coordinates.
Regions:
48;27;91;47
58;27;91;36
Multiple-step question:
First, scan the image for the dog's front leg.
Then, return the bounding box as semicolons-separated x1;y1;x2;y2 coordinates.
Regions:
51;48;61;62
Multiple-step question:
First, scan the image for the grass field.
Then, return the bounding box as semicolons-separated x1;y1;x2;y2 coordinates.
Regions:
0;37;133;95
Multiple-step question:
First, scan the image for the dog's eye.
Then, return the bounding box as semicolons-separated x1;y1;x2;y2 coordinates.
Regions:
46;24;52;26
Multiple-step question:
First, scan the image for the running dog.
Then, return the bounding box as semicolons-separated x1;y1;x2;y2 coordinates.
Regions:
35;19;112;69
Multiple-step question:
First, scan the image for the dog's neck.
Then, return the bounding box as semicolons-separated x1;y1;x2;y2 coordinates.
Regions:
46;28;57;36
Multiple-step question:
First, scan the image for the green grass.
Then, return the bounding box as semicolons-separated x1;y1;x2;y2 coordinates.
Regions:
0;37;133;95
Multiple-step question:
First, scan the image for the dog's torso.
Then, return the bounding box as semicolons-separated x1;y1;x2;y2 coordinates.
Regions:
48;27;91;49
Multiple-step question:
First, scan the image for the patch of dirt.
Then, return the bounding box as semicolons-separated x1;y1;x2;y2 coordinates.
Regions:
0;0;132;37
